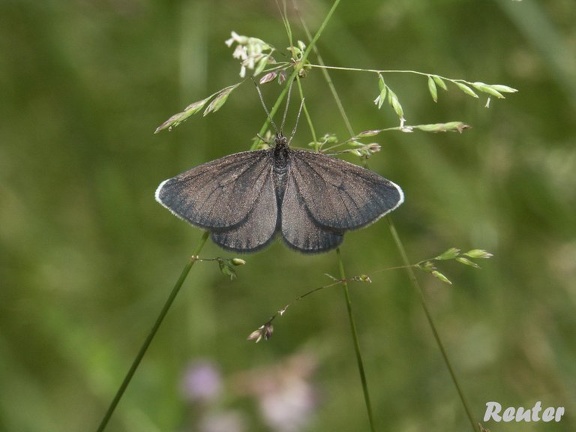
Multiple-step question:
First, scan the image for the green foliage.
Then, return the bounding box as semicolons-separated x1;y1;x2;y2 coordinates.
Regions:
154;83;242;133
416;248;494;285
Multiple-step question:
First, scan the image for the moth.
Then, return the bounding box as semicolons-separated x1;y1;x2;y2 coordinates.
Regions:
156;132;403;253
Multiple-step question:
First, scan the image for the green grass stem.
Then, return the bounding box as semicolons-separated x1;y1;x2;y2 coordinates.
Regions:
336;248;377;432
95;231;210;432
387;217;478;431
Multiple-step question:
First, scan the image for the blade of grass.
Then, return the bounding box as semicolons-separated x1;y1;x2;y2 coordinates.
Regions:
337;248;376;432
95;231;210;432
292;4;377;427
294;3;479;426
387;217;478;431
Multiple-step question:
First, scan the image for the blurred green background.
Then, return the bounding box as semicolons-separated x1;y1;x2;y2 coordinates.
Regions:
1;0;575;431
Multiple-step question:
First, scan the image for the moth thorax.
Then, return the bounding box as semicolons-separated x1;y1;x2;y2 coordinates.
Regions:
272;140;290;173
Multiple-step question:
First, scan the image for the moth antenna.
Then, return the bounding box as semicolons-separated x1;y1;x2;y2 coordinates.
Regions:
280;79;294;133
253;77;298;143
252;78;279;133
288;97;304;145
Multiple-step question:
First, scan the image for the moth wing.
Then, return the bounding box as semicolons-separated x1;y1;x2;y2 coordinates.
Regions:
210;172;279;252
289;150;404;230
155;150;272;230
281;173;344;253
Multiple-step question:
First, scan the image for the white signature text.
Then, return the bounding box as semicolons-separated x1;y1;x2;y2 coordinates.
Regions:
484;401;564;423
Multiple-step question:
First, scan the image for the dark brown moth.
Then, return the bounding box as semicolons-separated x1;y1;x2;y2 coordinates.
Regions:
155;133;403;253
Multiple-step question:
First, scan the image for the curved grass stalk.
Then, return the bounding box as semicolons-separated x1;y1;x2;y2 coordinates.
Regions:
387;218;478;431
337;248;377;432
294;1;479;430
95;231;210;432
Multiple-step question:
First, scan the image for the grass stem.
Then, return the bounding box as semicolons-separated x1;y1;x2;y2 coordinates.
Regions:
337;248;376;432
387;217;478;431
95;231;210;432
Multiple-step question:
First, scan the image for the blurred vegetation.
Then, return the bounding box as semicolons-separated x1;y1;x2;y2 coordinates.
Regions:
1;0;575;431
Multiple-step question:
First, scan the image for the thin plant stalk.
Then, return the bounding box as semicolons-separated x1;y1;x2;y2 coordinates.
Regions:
387;217;478;432
291;4;376;426
294;3;478;427
253;0;342;147
337;248;376;432
95;231;210;432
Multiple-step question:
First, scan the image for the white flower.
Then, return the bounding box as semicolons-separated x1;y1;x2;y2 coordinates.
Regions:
225;32;274;77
